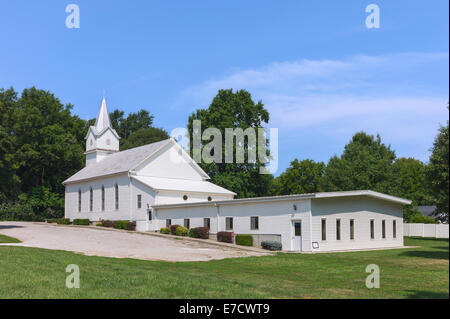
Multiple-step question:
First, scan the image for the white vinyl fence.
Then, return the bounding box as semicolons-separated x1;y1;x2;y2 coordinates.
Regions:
404;223;449;238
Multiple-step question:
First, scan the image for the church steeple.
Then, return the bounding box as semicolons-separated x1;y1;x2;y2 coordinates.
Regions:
84;97;120;166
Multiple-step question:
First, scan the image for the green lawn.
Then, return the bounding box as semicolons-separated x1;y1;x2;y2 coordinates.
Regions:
0;237;447;299
0;234;21;243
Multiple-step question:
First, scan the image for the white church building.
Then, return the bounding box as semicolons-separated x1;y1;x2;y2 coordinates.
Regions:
64;99;411;252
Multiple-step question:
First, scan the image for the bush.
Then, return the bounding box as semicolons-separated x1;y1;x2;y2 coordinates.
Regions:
217;231;233;243
261;240;282;251
190;227;210;239
235;234;253;246
409;214;439;224
170;224;181;235
113;220;129;230
188;228;195;238
175;226;189;236
73;219;90;225
160;227;170;234
56;218;70;225
102;220;114;227
45;218;58;223
127;221;136;231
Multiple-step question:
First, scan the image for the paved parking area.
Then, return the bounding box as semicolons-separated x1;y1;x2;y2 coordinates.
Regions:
0;222;267;261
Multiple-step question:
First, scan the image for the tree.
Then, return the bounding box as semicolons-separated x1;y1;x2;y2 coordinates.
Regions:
390;157;432;221
272;159;325;195
426;109;449;223
121;127;169;150
187;89;273;198
320;132;396;193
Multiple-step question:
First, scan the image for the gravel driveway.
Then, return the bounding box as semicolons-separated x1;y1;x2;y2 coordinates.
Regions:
0;222;267;262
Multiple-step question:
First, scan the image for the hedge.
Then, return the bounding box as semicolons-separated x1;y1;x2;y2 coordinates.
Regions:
56;218;70;225
175;226;189;236
261;240;282;251
170;224;181;235
190;227;210;239
217;231;233;243
160;227;170;234
73;219;90;225
45;218;58;223
113;220;129;230
188;228;195;238
235;234;253;246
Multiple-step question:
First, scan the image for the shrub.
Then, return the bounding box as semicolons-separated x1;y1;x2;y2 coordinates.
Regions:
409;214;439;224
235;234;253;246
45;218;58;223
102;220;114;228
56;218;70;225
160;227;170;234
191;227;210;239
170;224;181;235
261;240;282;251
127;221;136;231
217;231;233;243
113;220;129;230
175;226;189;236
188;228;195;238
73;219;90;225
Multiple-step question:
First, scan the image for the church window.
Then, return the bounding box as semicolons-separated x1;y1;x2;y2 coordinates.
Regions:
90;187;93;212
78;189;82;212
137;194;142;209
101;185;105;211
115;183;119;210
183;195;188;201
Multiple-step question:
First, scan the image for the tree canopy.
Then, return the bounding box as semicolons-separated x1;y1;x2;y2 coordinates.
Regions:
187;89;273;198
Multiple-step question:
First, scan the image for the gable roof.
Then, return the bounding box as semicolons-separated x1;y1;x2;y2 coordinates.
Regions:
63;139;172;184
131;175;236;195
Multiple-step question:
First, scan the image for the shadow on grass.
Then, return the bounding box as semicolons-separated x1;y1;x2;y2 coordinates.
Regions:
0;225;24;230
407;290;449;299
407;237;449;243
400;250;449;260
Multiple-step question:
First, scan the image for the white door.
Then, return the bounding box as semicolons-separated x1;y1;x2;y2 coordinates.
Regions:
292;221;302;251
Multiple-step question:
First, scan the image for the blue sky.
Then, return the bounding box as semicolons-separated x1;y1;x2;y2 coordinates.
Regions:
0;0;448;175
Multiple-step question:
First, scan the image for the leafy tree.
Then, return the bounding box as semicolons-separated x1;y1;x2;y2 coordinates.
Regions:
390;158;433;221
121;127;169;150
320;132;396;193
272;159;325;195
426;108;449;223
187;89;273;198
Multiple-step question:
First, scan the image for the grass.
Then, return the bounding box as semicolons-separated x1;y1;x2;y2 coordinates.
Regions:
0;237;447;299
0;234;21;243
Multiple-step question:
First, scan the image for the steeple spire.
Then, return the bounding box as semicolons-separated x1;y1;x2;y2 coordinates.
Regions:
94;97;111;132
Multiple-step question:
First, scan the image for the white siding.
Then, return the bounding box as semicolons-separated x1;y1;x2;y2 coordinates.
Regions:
310;197;404;251
65;174;131;222
135;143;204;180
156;191;233;205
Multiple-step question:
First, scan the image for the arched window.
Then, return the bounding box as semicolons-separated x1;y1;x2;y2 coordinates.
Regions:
101;185;105;211
78;189;82;212
115;183;119;210
89;187;93;212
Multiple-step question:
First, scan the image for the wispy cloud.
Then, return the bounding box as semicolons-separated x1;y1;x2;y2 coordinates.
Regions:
178;52;448;164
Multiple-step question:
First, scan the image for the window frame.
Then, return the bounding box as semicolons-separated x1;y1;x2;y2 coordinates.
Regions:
321;218;327;241
250;216;259;230
89;187;93;212
226;217;233;231
166;219;171;228
78;189;82;212
370;219;375;239
137;194;142;209
336;219;341;241
101;185;105;211
115;183;119;210
393;220;397;238
184;218;190;229
350;219;355;240
203;218;210;229
382;219;386;239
